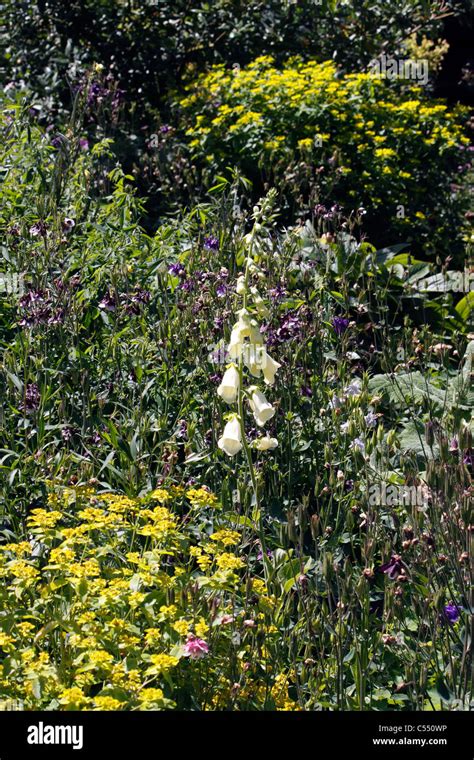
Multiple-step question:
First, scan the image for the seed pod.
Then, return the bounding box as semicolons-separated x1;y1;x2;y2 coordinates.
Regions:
425;421;435;447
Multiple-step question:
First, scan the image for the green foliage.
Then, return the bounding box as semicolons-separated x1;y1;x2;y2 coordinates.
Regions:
1;0;456;112
0;9;472;711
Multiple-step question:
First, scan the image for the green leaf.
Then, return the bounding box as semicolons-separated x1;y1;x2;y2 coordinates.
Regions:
455;292;474;323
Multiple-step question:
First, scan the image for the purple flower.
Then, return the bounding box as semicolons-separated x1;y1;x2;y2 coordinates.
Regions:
364;411;378;428
216;283;227;297
180;278;194;292
87;81;104;106
18;289;66;328
122;289;151;314
19;290;45;307
168;262;185;277
380;554;406;581
29;221;47;237
314;204;327;217
63;217;75;232
61;426;75;442
51;134;66;149
79;137;89;152
332;317;350;336
99;291;117;311
204;236;219;251
22;383;40;413
345;379;362;397
48;308;65;325
301;385;312;398
257;548;274;561
269;285;286;302
278;313;302;341
176;419;188;440
262;327;278;348
443;604;460;624
351;437;365;454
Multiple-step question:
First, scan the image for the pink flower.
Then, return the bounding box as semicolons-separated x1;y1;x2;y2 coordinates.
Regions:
183;635;209;659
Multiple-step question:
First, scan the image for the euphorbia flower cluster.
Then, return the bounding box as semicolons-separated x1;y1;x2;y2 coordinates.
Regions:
217;240;280;457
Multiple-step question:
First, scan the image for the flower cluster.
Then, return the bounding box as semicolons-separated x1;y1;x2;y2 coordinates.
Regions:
217;220;280;456
179;56;470;256
0;482;300;711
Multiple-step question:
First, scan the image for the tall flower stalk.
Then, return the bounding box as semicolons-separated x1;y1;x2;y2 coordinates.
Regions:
217;194;280;539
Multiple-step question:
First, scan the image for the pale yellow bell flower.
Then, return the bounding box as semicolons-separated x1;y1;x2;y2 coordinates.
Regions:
248;387;275;427
217;416;243;457
217;364;240;404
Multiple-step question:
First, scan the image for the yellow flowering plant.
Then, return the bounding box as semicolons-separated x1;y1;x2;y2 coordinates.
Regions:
0;482;300;711
178;56;470;260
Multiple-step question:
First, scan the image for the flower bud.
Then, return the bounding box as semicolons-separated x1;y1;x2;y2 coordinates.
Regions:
253;436;278;451
236;275;247;295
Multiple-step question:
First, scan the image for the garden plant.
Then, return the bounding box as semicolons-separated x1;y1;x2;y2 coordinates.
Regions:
0;0;472;717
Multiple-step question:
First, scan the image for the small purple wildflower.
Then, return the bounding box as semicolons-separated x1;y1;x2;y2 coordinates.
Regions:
204;236;219;251
314;204;327;217
99;291;117;311
168;262;185;277
364;411;378;428
351;437;365;454
380;554;406;581
257;549;274;561
22;383;41;413
61;427;75;442
269;284;286;302
332;317;350;336
278;313;302;341
122;289;151;314
443;604;460;624
180;278;194;292
29;221;47;237
176;419;188;440
51;134;66;149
